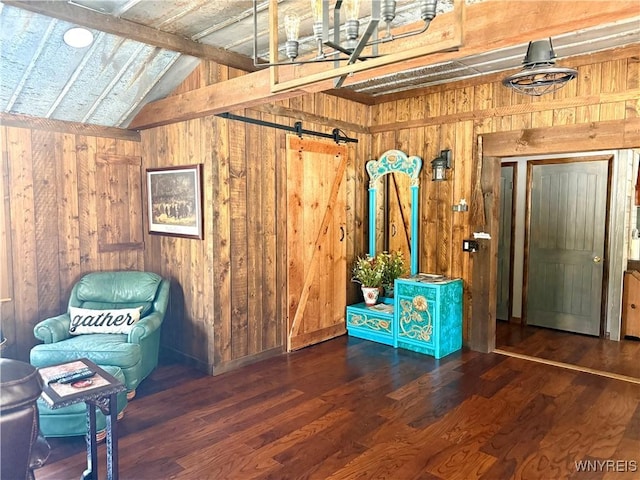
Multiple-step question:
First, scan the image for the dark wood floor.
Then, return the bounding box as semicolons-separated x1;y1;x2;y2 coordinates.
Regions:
36;335;640;480
496;320;640;380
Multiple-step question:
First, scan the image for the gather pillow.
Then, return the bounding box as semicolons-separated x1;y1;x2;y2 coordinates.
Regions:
69;306;143;335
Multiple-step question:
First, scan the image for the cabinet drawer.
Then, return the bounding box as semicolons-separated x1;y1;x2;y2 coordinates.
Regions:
346;303;395;346
396;281;437;299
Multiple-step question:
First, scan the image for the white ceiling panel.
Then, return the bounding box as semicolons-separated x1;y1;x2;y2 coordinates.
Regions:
1;0;638;127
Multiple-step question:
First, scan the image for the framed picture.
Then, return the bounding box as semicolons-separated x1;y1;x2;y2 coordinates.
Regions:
146;164;203;239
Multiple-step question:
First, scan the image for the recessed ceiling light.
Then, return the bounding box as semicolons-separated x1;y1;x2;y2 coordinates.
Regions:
63;27;94;48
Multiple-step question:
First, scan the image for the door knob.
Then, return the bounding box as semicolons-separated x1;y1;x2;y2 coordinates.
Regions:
593;255;602;263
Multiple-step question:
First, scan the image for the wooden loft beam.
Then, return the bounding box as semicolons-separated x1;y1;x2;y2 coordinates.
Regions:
268;0;640;94
2;0;257;72
370;43;640;105
130;73;307;129
130;0;640;129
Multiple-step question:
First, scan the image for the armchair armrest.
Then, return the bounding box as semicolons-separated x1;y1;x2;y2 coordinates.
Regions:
33;314;72;344
29;434;51;470
128;311;163;344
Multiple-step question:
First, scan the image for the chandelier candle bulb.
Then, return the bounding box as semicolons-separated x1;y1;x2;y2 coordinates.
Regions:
344;0;362;44
310;0;323;22
310;0;324;56
283;9;301;60
343;0;362;21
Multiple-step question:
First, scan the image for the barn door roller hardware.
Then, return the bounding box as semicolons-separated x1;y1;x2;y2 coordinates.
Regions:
216;112;358;144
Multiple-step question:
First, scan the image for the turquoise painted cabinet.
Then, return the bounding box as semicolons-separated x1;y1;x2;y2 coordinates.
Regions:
346;149;463;358
346;278;463;359
394;278;463;359
346;301;395;347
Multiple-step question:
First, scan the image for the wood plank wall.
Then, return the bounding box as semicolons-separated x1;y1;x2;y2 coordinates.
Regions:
3;46;637;370
369;46;640;340
0;126;143;360
142;62;371;374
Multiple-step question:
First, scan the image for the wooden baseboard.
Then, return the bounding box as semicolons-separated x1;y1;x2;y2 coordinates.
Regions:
160;345;285;376
209;347;285;376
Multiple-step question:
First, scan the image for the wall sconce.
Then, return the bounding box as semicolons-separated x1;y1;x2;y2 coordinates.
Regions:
452;199;468;212
431;149;451;181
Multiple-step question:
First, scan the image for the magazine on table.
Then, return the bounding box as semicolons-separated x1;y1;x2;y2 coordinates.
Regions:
38;358;121;407
368;303;394;314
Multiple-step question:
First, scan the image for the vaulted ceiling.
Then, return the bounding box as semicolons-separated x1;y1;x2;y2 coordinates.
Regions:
1;0;639;129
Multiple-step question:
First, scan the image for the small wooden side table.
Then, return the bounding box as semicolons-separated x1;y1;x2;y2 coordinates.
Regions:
39;358;126;480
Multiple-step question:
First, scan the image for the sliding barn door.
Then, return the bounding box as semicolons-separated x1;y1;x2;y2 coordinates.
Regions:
287;135;348;351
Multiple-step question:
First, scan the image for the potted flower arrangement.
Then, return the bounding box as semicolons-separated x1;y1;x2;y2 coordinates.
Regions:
378;250;406;297
351;255;384;306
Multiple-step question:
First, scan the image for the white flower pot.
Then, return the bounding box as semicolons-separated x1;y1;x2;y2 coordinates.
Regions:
361;286;380;306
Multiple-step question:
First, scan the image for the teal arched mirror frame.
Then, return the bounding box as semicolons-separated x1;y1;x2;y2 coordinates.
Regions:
366;150;422;275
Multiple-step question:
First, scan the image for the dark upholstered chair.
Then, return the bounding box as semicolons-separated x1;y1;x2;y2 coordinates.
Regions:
0;358;50;480
30;271;170;399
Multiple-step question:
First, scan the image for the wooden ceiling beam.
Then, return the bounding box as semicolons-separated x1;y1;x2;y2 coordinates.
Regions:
2;0;257;72
130;0;640;129
130;73;307;130
0;112;141;141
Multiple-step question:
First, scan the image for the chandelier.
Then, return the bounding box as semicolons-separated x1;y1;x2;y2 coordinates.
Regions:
253;1;439;73
502;38;578;96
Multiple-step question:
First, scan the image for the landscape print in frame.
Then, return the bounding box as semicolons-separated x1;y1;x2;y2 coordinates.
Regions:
146;164;203;239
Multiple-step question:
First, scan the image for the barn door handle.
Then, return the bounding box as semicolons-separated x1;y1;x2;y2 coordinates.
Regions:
339;226;345;241
593;255;602;264
391;224;397;237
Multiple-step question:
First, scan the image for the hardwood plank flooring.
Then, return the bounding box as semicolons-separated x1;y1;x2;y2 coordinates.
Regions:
35;336;640;480
496;320;640;379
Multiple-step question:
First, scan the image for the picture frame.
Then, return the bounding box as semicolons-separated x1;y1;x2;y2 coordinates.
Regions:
146;164;203;239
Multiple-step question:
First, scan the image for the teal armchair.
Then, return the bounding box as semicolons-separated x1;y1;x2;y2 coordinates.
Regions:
30;271;170;399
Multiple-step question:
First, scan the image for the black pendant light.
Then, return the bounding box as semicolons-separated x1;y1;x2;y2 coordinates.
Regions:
502;38;577;96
